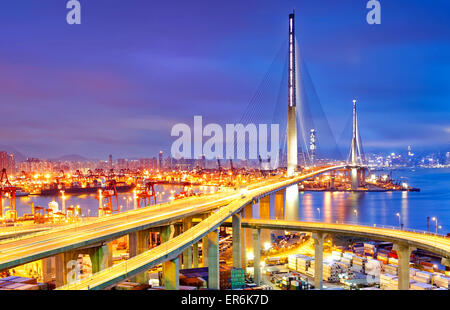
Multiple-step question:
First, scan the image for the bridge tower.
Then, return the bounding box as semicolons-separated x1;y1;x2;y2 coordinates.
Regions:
349;99;363;190
285;11;300;220
287;11;298;177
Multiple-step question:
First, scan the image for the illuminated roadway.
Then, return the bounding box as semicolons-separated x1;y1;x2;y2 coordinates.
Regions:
0;165;348;275
59;163;448;290
242;219;450;259
0;190;238;270
55;164;450;290
7;164;425;290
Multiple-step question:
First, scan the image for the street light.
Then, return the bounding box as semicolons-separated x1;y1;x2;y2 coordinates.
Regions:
431;217;438;235
396;213;401;229
353;209;358;223
317;208;320;219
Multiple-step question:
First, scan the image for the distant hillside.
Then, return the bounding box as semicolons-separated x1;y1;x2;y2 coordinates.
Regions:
0;145;26;162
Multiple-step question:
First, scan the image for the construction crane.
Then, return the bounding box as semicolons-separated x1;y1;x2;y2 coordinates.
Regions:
0;168;17;221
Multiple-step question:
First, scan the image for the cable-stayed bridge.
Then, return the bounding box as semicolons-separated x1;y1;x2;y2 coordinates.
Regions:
0;12;439;292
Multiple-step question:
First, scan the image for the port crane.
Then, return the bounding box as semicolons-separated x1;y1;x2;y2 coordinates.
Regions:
0;168;17;221
136;181;157;208
217;158;222;171
98;179;120;215
258;155;266;177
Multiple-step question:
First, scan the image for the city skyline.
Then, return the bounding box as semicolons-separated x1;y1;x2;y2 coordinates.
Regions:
0;2;449;294
1;0;449;159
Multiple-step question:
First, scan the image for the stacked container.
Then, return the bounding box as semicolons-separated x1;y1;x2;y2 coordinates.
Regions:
231;268;245;289
432;274;450;289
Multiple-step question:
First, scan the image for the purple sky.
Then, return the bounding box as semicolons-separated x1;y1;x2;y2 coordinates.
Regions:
0;0;449;159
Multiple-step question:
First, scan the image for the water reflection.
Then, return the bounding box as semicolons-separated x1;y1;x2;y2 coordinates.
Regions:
297;168;449;233
401;191;408;228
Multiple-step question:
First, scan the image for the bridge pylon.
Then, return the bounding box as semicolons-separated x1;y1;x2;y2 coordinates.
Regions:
287;11;298;177
349;99;365;190
285;11;300;220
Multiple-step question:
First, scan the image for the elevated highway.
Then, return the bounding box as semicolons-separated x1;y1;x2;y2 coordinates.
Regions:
58;164;427;290
242;219;450;259
0;165;346;273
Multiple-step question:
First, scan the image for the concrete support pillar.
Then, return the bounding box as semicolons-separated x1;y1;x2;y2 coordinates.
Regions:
193;242;199;268
360;169;366;186
253;229;261;286
55;251;78;287
240;210;247;270
128;229;150;284
41;257;54;283
182;246;193;269
161;225;175;243
395;243;415;290
285;184;299;221
207;229;220;290
161;225;176;287
274;190;285;219
243;203;253;256
330;171;336;190
259;196;271;247
90;243;113;274
55;253;65;287
272;190;285;239
202;235;209;267
182;217;193;269
162;258;179;290
312;232;324;290
129;230;150;257
232;213;241;269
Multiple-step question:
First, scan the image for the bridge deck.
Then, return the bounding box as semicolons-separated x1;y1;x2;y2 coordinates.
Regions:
0;166;344;272
242;219;450;259
0;192;236;271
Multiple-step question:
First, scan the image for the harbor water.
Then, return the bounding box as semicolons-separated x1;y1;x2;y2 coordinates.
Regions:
9;168;450;234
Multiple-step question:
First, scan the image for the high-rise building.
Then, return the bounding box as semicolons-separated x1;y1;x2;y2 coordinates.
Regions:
0;151;15;176
117;158;128;170
109;154;113;170
0;151;8;173
139;158;156;170
309;129;316;165
158;151;164;170
8;154;15;176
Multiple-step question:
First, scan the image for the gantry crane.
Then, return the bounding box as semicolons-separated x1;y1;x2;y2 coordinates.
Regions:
136;181;157;208
0;168;17;221
98;179;119;215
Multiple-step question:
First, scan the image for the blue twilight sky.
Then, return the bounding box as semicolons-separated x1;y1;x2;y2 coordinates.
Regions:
0;0;449;159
